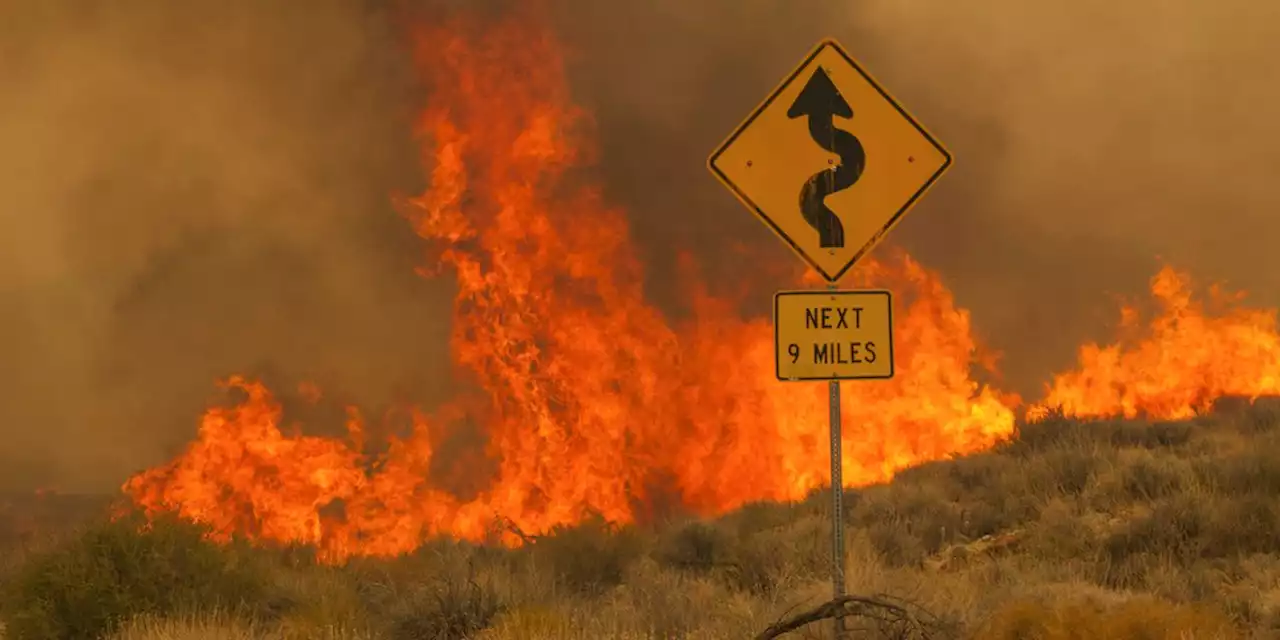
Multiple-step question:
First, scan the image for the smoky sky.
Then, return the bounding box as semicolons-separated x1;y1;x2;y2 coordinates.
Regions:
554;0;1280;389
0;0;443;491
2;0;1278;492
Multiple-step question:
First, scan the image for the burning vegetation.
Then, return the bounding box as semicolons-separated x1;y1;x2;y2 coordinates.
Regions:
109;6;1280;575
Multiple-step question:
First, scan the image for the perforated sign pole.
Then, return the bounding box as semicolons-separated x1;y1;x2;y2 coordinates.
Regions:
826;286;847;636
773;288;893;638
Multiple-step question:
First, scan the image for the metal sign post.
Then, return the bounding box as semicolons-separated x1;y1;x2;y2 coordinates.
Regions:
827;343;846;635
773;288;894;636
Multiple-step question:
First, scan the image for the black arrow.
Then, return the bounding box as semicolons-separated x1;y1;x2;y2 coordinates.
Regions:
787;67;865;249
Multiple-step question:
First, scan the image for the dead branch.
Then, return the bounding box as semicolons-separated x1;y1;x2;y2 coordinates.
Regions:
500;516;538;545
755;593;952;640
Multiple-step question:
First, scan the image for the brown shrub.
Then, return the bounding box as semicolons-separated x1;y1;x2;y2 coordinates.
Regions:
525;514;646;597
652;519;733;574
975;596;1240;640
1240;398;1280;434
1117;451;1191;501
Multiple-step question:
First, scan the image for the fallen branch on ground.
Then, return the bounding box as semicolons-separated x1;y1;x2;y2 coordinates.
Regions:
755;593;952;640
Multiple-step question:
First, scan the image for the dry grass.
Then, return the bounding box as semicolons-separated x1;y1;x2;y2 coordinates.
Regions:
4;398;1280;639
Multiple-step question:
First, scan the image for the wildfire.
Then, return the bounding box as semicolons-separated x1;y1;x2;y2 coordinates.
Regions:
1030;267;1280;421
120;7;1280;562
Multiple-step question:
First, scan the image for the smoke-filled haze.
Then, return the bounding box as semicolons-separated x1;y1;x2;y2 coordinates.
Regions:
2;0;1278;492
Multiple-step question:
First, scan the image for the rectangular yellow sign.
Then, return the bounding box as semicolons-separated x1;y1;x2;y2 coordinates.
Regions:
774;289;894;381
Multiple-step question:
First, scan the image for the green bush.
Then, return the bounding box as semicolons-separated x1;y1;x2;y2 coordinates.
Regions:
0;509;278;640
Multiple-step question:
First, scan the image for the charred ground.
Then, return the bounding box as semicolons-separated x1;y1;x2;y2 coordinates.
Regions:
2;399;1277;639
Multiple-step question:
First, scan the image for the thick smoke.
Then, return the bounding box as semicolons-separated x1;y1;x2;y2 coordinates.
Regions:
0;0;446;491
554;0;1280;389
2;0;1278;491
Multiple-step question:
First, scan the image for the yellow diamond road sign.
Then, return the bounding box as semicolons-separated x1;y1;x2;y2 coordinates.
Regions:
708;39;952;282
774;289;894;381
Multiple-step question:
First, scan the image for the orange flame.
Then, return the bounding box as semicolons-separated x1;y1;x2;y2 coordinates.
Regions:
122;6;1280;562
122;8;1016;561
1032;266;1280;421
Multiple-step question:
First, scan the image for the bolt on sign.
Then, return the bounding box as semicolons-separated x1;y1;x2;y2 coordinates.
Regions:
774;290;894;381
707;39;952;283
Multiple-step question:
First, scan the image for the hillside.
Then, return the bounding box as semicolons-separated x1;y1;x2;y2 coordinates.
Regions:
1;400;1276;639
